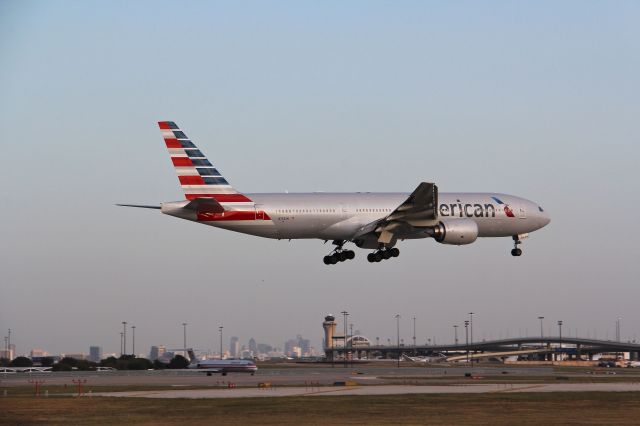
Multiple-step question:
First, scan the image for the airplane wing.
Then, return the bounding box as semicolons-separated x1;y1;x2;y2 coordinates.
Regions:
352;182;438;244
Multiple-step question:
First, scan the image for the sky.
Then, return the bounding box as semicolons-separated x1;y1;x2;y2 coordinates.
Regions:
1;1;639;357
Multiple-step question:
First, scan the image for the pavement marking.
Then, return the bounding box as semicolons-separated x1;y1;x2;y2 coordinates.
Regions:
490;384;546;393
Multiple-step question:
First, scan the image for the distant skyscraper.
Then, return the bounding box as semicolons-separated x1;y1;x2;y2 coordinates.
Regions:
89;346;103;362
284;335;312;357
257;343;273;354
230;337;239;358
149;345;166;361
248;338;257;355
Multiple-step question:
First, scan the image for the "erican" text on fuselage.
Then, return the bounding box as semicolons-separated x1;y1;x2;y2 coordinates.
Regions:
439;203;496;218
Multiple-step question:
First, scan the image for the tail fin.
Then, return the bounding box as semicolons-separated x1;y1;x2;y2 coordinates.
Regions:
158;121;252;206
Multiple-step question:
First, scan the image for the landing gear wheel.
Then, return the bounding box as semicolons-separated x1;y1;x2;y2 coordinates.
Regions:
324;241;357;265
382;250;392;260
367;253;376;263
373;252;383;262
511;235;523;257
390;248;400;257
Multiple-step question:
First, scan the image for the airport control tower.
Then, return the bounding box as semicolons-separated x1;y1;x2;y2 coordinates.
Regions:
323;314;337;351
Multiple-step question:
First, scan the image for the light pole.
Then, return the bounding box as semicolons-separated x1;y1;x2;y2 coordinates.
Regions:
219;326;224;359
350;323;354;340
341;311;349;368
395;314;401;368
182;322;187;357
464;320;469;363
7;328;10;359
616;317;622;342
413;316;416;348
453;325;459;345
120;332;124;356
558;320;563;356
468;313;474;344
538;316;544;340
132;326;136;357
122;321;127;356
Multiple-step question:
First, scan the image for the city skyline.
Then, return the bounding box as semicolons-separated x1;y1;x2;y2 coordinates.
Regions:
3;313;636;359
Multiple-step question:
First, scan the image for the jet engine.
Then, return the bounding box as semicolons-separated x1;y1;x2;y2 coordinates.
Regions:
433;218;478;245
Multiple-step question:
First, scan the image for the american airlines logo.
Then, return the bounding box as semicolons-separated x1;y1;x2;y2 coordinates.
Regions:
439;197;514;218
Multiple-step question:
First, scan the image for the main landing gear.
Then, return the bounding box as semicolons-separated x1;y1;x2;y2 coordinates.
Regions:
323;240;355;265
323;250;355;265
367;247;400;263
511;235;523;257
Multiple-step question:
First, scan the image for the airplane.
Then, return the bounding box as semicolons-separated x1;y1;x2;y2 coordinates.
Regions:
119;121;550;265
186;349;257;376
402;354;447;364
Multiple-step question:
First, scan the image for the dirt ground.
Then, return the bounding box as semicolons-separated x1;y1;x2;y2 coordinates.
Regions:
3;392;640;425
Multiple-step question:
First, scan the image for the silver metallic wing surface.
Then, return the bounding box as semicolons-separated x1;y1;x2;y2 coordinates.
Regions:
352;182;438;244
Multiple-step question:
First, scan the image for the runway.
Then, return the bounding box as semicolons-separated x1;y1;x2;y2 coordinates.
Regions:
95;382;640;399
0;365;554;387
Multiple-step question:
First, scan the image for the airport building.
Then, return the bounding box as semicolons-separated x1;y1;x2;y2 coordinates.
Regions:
321;314;640;364
62;353;87;360
30;348;48;358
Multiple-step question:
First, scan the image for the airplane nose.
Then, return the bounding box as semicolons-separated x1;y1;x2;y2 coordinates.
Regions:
542;213;550;227
539;208;550;227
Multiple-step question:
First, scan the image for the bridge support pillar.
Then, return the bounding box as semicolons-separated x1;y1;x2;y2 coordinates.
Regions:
577;344;582;361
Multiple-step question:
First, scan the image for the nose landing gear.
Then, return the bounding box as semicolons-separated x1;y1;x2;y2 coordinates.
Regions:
367;247;400;263
511;235;523;257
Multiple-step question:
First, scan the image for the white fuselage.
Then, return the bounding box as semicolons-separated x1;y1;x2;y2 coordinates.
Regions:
161;192;550;242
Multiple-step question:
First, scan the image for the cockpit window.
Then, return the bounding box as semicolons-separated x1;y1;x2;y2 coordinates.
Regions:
538;206;544;212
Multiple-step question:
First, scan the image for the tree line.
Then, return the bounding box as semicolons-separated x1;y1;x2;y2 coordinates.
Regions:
0;354;191;370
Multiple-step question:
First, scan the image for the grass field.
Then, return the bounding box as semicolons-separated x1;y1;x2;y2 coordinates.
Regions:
2;392;640;425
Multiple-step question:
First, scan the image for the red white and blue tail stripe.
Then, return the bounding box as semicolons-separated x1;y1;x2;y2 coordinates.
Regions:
158;121;253;207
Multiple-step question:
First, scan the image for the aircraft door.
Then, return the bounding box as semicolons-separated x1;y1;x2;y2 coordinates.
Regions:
339;203;349;220
519;206;526;219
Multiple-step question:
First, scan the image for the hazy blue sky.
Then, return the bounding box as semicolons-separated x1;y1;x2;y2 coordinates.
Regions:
1;1;639;357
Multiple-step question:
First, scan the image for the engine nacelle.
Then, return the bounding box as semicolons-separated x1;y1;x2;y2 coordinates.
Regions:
433;218;478;245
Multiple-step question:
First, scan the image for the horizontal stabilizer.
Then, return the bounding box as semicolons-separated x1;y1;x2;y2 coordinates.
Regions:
116;204;161;209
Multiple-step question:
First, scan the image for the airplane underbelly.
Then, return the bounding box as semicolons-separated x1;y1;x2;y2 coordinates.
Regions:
207;221;279;238
476;218;526;237
271;215;362;240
